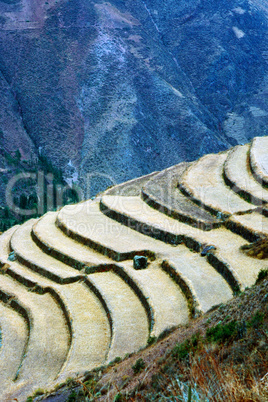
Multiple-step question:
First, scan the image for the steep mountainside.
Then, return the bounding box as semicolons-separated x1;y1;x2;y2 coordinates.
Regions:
0;0;268;198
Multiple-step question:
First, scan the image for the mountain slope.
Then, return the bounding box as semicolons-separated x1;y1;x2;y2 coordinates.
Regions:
0;136;267;400
0;0;268;198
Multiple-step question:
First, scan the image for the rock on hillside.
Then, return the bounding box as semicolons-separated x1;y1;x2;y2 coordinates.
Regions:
0;0;268;197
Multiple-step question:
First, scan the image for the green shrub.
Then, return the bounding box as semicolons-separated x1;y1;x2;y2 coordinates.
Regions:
67;390;77;402
66;377;77;387
114;393;123;401
54;382;65;391
109;356;121;365
248;311;264;328
172;333;202;361
191;332;202;350
132;358;145;374
157;327;175;341
172;339;191;360
147;335;157;345
256;269;268;284
206;320;237;343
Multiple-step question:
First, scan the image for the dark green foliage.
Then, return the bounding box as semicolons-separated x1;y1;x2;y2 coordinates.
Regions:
247;311;264;329
256;269;268;284
172;333;202;361
114;393;123;402
19;194;27;209
67;390;77;402
191;332;201;351
38;154;63;183
172;339;191;360
83;375;97;391
0;150;76;231
206;321;237;343
66;378;77;388
157;327;175;341
109;356;121;366
15;149;21;162
63;188;80;205
4;206;10;218
132;358;145;374
147;335;157;345
4;150;21;166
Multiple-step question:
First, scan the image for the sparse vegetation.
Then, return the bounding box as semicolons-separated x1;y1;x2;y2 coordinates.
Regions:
33;388;45;397
247;311;264;328
42;277;267;402
114;393;123;401
172;333;202;361
206;320;238;343
109;356;122;366
147;335;157;345
67;390;77;402
132;358;145;374
256;268;268;283
172;339;191;360
241;237;268;259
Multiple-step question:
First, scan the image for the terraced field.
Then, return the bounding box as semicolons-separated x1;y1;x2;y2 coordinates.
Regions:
0;136;268;401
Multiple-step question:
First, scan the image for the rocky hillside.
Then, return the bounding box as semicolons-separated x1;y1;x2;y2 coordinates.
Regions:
0;0;268;200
